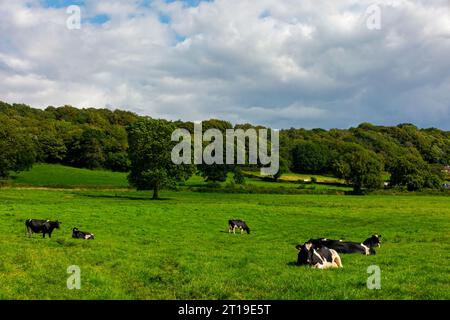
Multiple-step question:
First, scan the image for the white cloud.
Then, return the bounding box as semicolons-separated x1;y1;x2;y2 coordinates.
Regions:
0;0;449;129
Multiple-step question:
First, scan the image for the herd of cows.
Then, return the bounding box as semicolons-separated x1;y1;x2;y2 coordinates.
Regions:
24;218;381;270
229;219;382;269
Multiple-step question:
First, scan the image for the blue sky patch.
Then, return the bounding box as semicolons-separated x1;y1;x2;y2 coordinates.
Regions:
41;0;85;8
164;0;213;8
84;14;110;25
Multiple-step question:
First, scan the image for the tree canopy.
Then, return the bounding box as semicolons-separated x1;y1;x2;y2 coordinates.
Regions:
0;100;448;192
127;118;195;199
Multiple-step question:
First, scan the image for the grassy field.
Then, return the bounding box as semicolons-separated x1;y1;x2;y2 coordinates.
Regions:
10;164;129;189
0;185;449;299
6;164;351;192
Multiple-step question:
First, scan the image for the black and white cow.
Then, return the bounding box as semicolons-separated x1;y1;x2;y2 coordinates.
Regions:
228;219;250;234
72;227;95;240
25;219;61;238
308;235;382;255
363;234;381;249
296;242;343;269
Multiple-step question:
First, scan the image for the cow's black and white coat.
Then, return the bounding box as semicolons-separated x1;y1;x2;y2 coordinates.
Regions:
308;235;382;255
72;227;95;240
296;242;343;269
25;219;61;238
228;219;250;234
363;235;381;249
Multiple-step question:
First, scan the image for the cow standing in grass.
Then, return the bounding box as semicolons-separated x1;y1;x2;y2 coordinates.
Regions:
228;219;250;234
25;219;61;238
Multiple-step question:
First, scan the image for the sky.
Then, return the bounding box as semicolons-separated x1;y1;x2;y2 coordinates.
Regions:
0;0;449;129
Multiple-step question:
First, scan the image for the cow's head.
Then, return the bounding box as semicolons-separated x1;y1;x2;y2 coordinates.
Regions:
372;234;381;247
296;242;313;266
51;221;61;229
364;234;381;248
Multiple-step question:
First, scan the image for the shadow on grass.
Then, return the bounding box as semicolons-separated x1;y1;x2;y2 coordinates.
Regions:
78;193;173;201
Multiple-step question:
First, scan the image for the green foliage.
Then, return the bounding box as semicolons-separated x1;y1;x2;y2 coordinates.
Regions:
105;152;131;172
0;101;137;172
0;115;36;178
233;167;246;184
198;163;232;183
127;118;195;199
0;101;449;192
334;149;384;193
389;152;443;191
37;130;67;163
291;141;332;173
68;128;106;169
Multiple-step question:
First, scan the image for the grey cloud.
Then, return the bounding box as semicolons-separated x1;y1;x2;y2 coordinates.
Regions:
0;0;449;129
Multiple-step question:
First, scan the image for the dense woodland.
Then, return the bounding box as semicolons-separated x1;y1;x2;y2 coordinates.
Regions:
1;100;449;194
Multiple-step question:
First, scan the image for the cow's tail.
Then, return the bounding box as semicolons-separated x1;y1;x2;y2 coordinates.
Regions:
245;226;250;234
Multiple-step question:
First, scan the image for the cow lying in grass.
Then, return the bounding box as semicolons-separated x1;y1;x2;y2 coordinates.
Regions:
228;219;250;234
25;219;61;238
363;234;382;249
296;242;343;269
72;227;95;240
308;235;381;255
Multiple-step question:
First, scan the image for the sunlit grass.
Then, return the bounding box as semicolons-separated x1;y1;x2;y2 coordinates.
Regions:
0;188;448;299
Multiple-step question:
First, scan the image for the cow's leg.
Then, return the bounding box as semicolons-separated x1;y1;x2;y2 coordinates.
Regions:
334;255;343;268
240;228;244;234
42;232;46;238
228;225;232;233
233;226;236;234
361;244;370;255
27;227;32;237
48;231;52;238
331;250;343;268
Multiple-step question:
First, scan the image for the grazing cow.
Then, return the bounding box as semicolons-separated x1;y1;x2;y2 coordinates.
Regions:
228;219;250;234
308;235;381;255
72;227;95;240
296;242;343;269
25;219;61;238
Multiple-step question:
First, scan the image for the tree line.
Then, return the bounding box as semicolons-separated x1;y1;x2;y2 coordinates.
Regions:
1;101;449;197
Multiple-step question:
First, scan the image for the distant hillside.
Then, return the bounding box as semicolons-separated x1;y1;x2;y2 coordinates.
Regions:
1;101;449;191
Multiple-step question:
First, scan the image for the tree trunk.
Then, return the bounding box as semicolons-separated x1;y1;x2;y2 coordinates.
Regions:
152;185;159;200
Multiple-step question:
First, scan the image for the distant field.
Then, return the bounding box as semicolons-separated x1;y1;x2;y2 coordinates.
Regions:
10;164;129;189
257;172;343;184
0;188;449;299
8;164;351;191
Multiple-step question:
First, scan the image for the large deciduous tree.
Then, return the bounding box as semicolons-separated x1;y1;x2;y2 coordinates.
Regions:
389;151;442;191
333;149;384;193
127;118;194;199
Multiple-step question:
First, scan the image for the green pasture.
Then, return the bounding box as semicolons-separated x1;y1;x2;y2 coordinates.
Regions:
0;187;448;299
